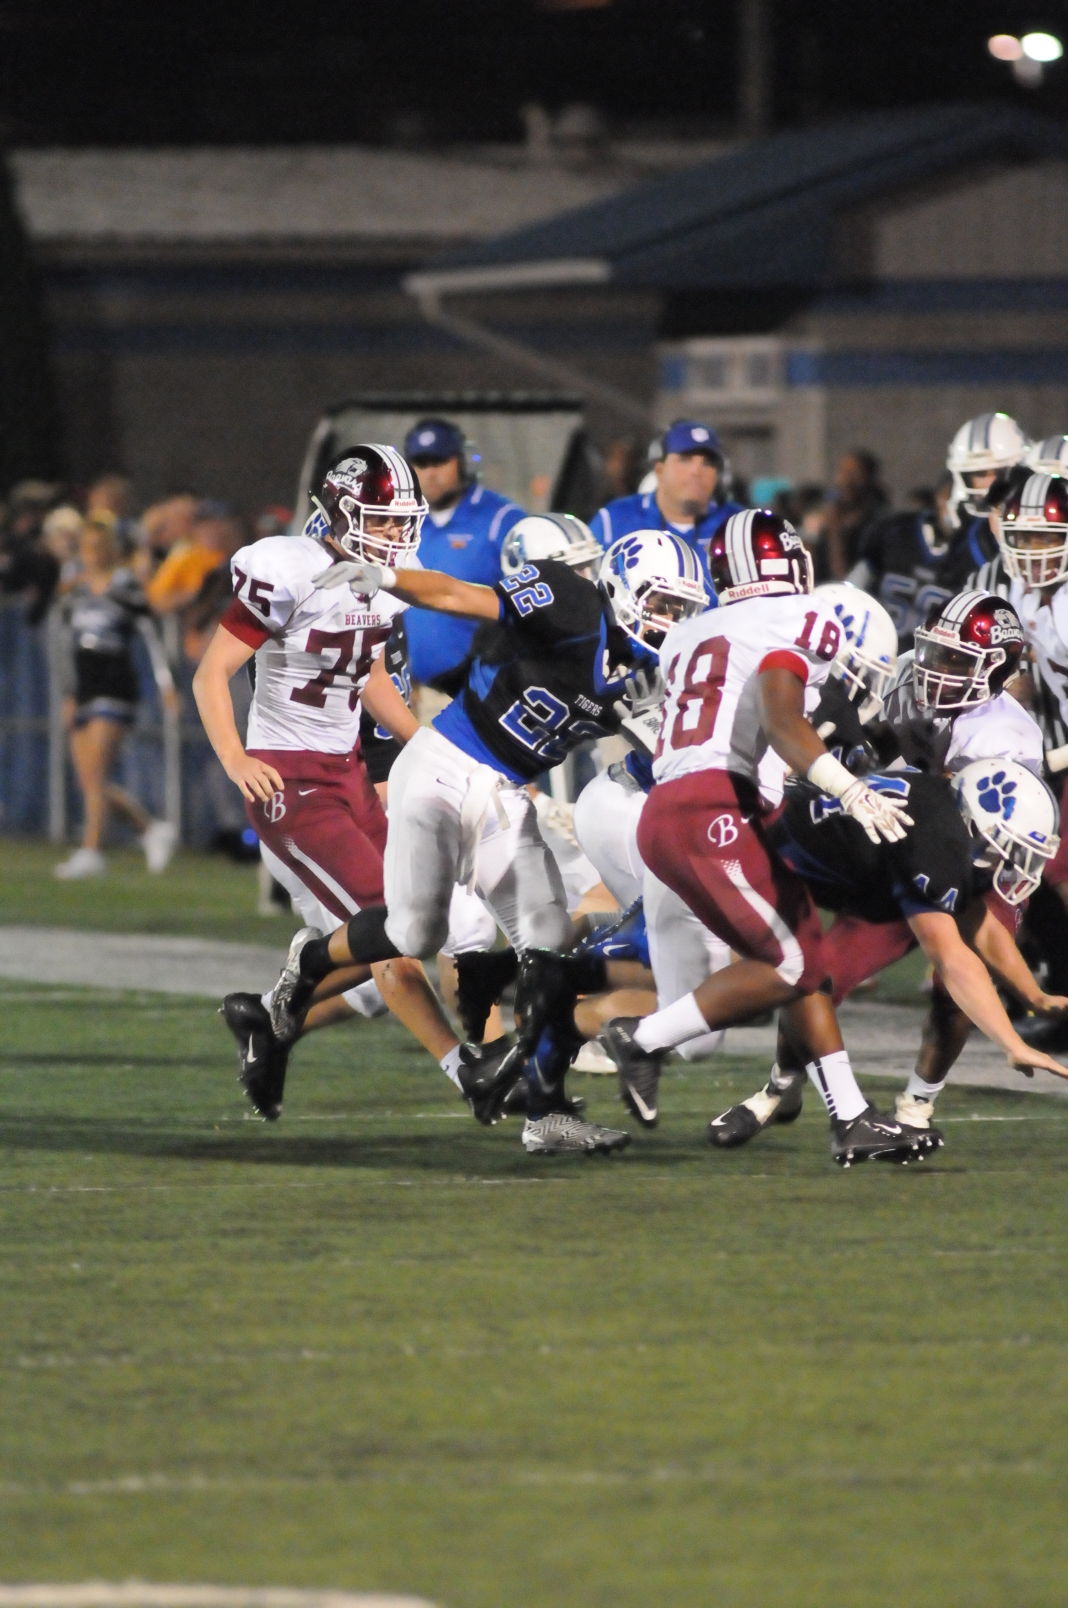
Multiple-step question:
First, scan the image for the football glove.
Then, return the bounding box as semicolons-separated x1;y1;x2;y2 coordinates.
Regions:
312;560;396;599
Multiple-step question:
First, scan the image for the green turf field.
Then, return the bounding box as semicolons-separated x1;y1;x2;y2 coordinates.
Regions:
3;940;1068;1607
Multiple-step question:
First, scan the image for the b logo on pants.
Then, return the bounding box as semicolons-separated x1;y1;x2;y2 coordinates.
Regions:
707;812;739;848
264;790;287;823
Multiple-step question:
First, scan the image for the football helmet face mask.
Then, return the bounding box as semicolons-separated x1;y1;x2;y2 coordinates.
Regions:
996;472;1068;589
598;530;710;653
501;513;603;581
952;759;1060;906
813;583;898;717
311;445;428;567
912;591;1025;713
946;412;1030;519
708;510;813;605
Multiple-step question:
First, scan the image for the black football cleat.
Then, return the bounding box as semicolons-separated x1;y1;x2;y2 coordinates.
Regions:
707;1070;806;1149
830;1105;939;1169
600;1016;662;1128
457;1035;526;1126
455;948;518;1043
219;991;290;1121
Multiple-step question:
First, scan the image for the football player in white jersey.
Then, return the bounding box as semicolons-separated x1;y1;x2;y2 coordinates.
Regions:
192;446;511;1119
978;471;1068;1050
709;588;1058;1147
598;509;938;1167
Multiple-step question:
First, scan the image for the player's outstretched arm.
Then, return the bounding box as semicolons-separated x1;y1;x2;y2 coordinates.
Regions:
965;899;1068;1017
908;908;1068;1080
314;560;499;622
191;624;284;804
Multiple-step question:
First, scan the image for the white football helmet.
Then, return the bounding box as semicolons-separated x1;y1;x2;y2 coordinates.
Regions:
814;583;897;717
996;473;1068;589
599;530;710;653
501;513;602;580
1026;434;1068;476
912;590;1025;712
310;445;427;567
946;413;1030;518
952;758;1060;905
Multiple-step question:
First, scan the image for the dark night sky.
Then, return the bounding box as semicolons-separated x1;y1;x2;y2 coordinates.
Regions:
1;0;1067;147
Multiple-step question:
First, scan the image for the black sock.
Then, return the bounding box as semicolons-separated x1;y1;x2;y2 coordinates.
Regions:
298;937;334;983
344;905;402;964
566;951;608;994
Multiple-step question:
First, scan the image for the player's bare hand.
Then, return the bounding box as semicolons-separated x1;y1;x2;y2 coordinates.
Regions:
312;560;389;599
1031;993;1068;1017
839;779;914;845
1009;1049;1068;1082
226;754;284;803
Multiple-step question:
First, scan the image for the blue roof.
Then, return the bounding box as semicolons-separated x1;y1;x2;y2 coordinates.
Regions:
419;104;1068;292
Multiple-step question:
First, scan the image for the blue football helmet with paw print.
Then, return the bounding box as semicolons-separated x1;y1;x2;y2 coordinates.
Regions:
953;758;1060;905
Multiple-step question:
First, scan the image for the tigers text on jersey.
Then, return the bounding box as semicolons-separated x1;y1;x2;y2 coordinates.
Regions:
432;558;632;784
221;534;410;755
880;656;1043;775
653;593;842;801
772;770;976;924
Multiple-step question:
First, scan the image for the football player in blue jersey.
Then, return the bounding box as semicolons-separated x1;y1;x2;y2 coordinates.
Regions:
847;412;1030;649
267;529;710;1155
399;417;526;693
590;418;745;569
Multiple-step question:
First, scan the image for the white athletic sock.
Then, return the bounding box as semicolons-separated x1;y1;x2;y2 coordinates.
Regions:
260;989;273;1010
634;992;709;1053
905;1072;946;1101
805;1051;867;1122
675;1029;724;1061
440;1045;464;1089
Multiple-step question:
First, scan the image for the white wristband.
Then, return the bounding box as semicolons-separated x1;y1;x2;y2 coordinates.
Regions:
380;566;398;590
805;751;857;800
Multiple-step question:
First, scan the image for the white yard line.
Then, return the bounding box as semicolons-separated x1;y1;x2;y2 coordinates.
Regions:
2;923;1066;1100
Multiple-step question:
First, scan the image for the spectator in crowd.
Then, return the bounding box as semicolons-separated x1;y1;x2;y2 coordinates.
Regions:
822;449;890;578
85;473;137;555
53;515;178;879
146;499;240;618
596;436;643;503
132;494;198;587
0;479;62;624
40;504;86;590
399;417;526;697
591;419;746;567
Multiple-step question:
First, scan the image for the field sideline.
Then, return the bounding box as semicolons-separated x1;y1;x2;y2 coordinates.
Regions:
3;841;1068;1608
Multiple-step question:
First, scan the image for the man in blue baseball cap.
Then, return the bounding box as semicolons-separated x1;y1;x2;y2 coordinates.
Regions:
590;418;745;575
400;416;526;695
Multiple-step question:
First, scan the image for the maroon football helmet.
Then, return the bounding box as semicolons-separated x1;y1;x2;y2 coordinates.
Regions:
708;509;813;604
912;590;1025;712
313;444;428;567
995;472;1068;588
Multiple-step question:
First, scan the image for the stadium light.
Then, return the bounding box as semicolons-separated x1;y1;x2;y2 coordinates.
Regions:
987;29;1063;84
987;33;1023;60
1021;31;1063;61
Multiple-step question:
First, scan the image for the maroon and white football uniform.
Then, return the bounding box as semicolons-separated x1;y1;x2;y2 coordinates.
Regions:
638;593;842;987
221;532;411;919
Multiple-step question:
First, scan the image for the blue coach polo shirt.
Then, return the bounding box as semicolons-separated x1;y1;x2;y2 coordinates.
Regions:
405;483;525;687
591;490;746;573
